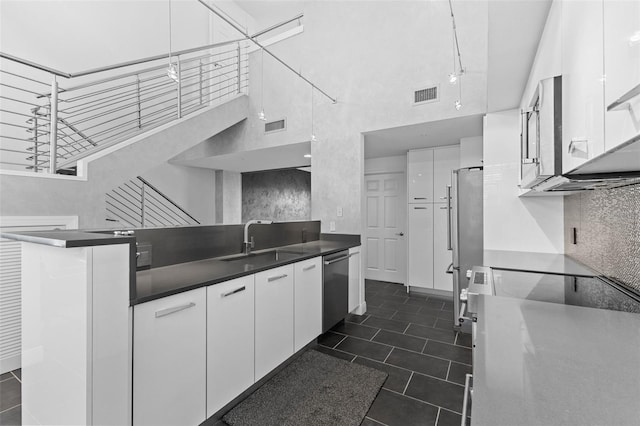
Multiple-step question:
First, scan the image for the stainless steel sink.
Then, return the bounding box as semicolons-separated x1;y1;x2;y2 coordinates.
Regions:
218;250;301;264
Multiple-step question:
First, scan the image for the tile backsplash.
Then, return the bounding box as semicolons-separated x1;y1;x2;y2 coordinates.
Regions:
564;183;640;291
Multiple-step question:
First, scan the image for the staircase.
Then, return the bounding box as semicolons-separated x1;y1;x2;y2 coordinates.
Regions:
0;39;249;175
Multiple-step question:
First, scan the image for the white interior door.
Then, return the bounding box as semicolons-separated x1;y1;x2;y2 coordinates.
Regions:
365;173;406;284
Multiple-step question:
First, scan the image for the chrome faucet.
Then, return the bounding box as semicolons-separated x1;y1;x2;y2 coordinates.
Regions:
243;220;273;254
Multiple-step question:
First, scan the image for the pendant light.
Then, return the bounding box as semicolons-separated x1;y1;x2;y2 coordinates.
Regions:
167;0;179;82
258;48;266;121
310;86;317;142
448;0;464;110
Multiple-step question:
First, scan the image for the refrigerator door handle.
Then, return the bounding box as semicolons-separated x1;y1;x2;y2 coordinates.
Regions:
446;184;452;250
445;263;454;274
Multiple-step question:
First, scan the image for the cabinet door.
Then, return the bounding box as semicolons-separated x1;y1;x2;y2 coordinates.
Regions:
407;204;434;289
294;257;322;352
255;264;294;381
433;205;453;292
207;276;255;417
604;0;640;150
407;149;434;203
562;0;605;172
433;146;460;202
133;288;206;426
348;247;361;313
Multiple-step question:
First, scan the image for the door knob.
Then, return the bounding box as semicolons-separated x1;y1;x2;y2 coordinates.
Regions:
395;232;404;236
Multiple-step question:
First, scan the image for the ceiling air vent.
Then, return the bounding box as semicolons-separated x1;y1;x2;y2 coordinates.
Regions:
265;118;286;134
413;85;439;105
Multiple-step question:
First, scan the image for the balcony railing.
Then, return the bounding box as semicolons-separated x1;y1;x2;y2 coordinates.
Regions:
0;38;250;174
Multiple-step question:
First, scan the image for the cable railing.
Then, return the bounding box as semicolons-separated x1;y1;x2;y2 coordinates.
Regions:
106;176;200;228
0;38;250;174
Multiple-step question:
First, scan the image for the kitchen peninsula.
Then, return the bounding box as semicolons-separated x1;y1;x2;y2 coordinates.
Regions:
3;222;361;426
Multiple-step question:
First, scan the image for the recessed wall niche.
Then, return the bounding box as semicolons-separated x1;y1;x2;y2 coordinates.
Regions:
241;168;311;223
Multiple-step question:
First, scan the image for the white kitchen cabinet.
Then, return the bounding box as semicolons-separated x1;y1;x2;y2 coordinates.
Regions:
433;146;460;201
562;0;605;172
348;246;362;313
133;287;206;426
207;276;255;417
433;204;453;292
255;264;294;381
294;257;322;352
407;149;434;203
407;204;434;289
604;0;640;151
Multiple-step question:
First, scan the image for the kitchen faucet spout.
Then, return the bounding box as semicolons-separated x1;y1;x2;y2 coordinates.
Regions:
243;220;273;254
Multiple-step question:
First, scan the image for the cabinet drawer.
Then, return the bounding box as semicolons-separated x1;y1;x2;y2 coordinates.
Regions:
133;288;206;426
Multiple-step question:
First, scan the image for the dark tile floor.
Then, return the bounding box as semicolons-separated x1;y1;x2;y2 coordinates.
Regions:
0;369;21;426
0;280;471;426
318;279;472;426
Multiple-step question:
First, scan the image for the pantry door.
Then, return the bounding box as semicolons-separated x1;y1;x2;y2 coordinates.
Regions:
365;173;406;284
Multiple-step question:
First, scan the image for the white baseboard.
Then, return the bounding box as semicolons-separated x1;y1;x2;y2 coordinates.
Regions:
351;302;367;316
0;354;20;375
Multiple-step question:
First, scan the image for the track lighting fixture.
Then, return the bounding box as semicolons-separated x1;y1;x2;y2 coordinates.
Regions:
166;0;179;83
448;0;465;109
258;48;266;121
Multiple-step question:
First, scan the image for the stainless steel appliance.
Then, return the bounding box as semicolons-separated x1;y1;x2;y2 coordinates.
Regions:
449;167;483;332
322;250;350;332
520;75;563;189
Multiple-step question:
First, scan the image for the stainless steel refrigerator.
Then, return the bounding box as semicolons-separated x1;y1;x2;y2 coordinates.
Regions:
449;167;483;332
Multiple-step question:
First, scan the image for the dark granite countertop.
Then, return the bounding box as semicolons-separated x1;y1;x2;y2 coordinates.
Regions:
134;239;360;305
0;230;135;248
483;250;597;277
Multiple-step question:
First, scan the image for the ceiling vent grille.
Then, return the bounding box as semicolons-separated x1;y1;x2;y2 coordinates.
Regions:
413;85;439;105
265;118;286;133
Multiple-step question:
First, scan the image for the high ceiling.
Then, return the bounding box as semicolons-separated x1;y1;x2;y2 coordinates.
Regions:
220;0;552;165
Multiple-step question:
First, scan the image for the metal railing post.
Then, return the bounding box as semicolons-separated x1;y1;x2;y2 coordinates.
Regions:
136;75;142;128
33;112;39;172
199;59;204;105
176;57;182;118
141;183;146;227
236;43;241;93
48;76;59;173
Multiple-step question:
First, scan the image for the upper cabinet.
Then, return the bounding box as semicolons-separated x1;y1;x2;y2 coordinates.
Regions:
407;146;460;203
407;149;434;202
603;0;640;150
561;0;605;173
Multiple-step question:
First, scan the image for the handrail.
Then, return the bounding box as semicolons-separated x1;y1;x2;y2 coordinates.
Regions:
136;176;200;224
0;12;303;80
198;0;337;104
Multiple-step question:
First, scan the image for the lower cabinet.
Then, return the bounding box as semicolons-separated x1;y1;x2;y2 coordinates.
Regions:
207;276;255;417
133;287;206;426
255;264;295;381
407;204;434;289
348;246;362;313
434;204;453;292
294;257;322;352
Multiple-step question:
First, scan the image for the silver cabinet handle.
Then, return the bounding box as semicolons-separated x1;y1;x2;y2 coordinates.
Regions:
302;264;316;271
395;232;404;236
607;82;640;111
461;373;473;426
155;302;196;318
221;286;246;298
268;274;288;282
445;263;453;274
439;206;448;209
413;197;427;200
324;255;350;265
568;138;588;154
413;206;428;210
446;185;452;250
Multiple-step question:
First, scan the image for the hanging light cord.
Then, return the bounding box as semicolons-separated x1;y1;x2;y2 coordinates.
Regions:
168;0;173;65
448;0;464;74
311;87;314;136
261;48;264;112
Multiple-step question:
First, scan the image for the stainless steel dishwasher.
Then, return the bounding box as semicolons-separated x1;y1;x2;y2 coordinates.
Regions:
322;250;350;333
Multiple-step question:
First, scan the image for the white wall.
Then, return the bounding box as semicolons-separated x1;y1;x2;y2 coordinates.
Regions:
364;155;407;175
483;110;564;253
459;136;483;168
520;0;562;109
141;164;216;224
